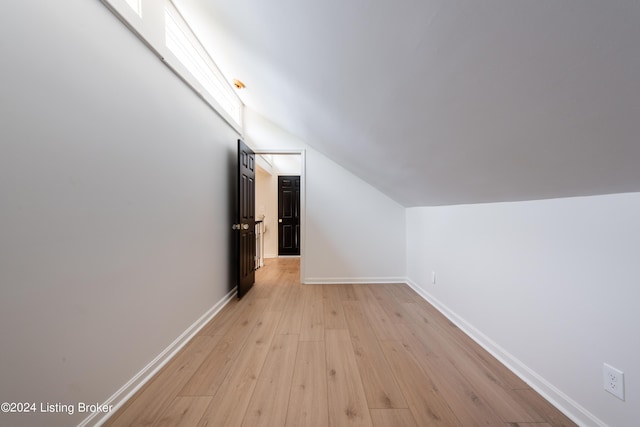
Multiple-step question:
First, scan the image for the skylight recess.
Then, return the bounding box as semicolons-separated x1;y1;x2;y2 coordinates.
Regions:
164;4;242;126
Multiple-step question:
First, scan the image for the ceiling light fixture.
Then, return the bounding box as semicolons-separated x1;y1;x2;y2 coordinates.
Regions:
233;79;246;90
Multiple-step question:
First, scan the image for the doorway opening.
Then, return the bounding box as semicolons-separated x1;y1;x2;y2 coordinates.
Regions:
253;150;305;284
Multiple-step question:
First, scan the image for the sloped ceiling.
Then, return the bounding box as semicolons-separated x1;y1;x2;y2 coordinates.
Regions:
174;0;640;207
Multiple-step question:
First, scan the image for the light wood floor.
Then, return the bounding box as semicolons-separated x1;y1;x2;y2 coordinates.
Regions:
104;258;576;427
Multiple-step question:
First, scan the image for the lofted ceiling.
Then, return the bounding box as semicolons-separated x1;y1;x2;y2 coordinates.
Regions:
174;0;640;207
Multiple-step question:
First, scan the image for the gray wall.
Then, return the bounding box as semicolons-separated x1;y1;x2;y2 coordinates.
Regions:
0;1;238;426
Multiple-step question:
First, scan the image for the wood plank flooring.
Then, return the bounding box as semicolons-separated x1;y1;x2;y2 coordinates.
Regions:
103;258;577;427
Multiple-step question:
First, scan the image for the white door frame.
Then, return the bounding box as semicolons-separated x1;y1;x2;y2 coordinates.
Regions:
253;149;306;284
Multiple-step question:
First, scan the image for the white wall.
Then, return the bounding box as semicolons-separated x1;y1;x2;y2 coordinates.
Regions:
255;165;277;258
245;109;406;283
406;193;640;427
0;1;238;426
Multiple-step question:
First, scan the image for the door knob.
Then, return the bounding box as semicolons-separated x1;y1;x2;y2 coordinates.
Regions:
242;223;249;230
232;224;241;230
278;219;283;223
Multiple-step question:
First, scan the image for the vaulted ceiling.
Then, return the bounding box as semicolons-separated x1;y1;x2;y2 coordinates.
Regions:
174;0;640;207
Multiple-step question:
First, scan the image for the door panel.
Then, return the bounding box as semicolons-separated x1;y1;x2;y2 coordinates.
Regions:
236;139;255;298
278;175;300;256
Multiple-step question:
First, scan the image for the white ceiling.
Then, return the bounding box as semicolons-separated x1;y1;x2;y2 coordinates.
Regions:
174;0;640;207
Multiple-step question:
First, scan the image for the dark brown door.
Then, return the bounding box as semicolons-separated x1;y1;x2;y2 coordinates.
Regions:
278;175;300;256
236;139;255;298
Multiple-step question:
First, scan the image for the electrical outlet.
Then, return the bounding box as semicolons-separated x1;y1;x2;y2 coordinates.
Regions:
603;363;625;400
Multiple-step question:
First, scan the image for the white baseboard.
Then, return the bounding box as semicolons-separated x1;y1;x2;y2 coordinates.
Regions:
405;277;607;427
79;287;237;427
304;276;406;285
